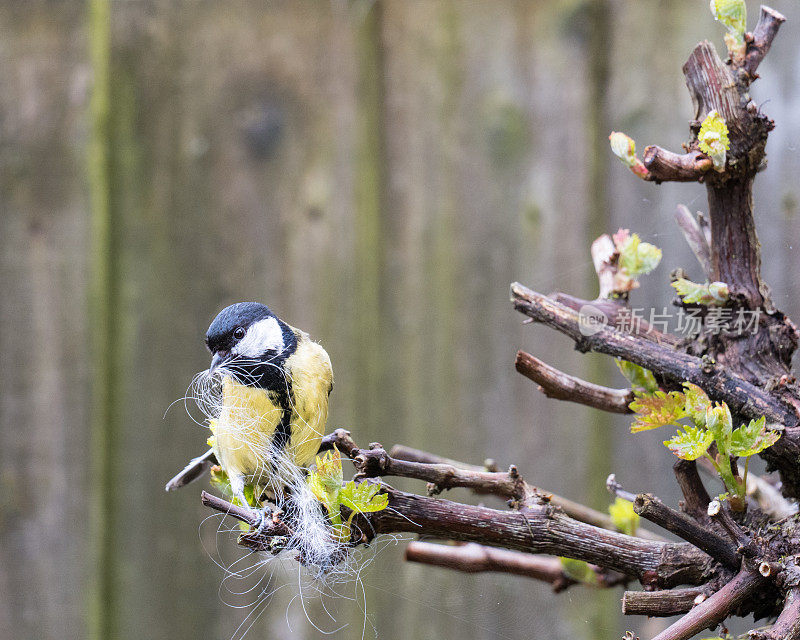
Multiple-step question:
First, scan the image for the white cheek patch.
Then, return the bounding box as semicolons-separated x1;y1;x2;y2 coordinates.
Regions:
233;317;285;357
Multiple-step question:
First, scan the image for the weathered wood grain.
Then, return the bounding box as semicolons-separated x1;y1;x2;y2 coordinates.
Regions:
1;1;799;640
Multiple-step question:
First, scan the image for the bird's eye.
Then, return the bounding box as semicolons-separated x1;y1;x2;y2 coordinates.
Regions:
233;327;245;340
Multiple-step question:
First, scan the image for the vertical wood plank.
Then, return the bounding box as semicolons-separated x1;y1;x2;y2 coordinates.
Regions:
0;4;92;639
1;2;799;639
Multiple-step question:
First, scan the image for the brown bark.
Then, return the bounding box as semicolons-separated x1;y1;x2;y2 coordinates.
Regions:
633;494;739;570
750;587;800;640
706;178;763;307
365;442;665;540
621;587;707;617
515;350;633;414
201;489;710;588
405;542;579;590
672;460;712;522
650;569;765;640
643;146;712;183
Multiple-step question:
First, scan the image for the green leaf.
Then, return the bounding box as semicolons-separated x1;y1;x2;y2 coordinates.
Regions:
730;416;781;457
305;451;389;543
340;480;389;514
672;278;729;305
706;403;733;454
618;233;662;277
664;425;714;460
616;360;659;393
307;448;344;523
209;465;256;507
209;466;255;530
209;464;229;492
630;390;687;432
608;497;639;536
682;382;711;426
559;557;598;585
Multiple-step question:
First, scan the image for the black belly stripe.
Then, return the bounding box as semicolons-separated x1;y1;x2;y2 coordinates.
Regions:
270;382;294;452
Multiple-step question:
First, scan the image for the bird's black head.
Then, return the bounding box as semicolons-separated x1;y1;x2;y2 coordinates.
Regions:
205;302;297;385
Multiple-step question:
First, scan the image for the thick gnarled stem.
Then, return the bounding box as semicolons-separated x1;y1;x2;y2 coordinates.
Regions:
202;487;710;588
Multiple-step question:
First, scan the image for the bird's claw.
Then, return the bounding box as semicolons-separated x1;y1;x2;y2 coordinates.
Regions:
250;508;269;535
251;506;284;536
245;508;291;555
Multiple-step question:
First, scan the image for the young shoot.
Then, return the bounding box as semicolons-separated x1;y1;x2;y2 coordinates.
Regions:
621;365;781;511
710;0;747;62
615;229;662;279
608;131;649;179
698;110;731;171
672;278;729;305
559;557;598;586
608;497;639;537
604;229;663;294
616;359;658;394
307;447;388;543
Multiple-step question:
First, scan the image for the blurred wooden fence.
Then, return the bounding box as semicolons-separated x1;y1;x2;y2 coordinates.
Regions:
1;1;799;639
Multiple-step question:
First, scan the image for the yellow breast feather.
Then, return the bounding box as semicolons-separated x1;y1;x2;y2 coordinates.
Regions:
285;330;333;467
211;377;283;485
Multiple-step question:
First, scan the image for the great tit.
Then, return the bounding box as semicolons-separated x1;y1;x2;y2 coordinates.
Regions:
203;301;333;518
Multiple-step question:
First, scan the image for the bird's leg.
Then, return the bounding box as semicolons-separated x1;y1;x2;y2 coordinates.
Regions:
230;474;267;532
253;488;291;537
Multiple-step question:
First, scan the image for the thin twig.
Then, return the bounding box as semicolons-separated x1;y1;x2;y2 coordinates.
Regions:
622;587;708;617
201;490;259;526
674;205;712;278
743;6;787;78
515;350;633;414
643;146;713;183
390;444;497;472
634;493;740;570
405;542;577;590
406;541;628;591
606;474;638;503
673;460;712;522
707;498;754;557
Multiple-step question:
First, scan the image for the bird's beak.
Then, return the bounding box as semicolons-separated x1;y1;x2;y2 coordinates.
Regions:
209;351;230;376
